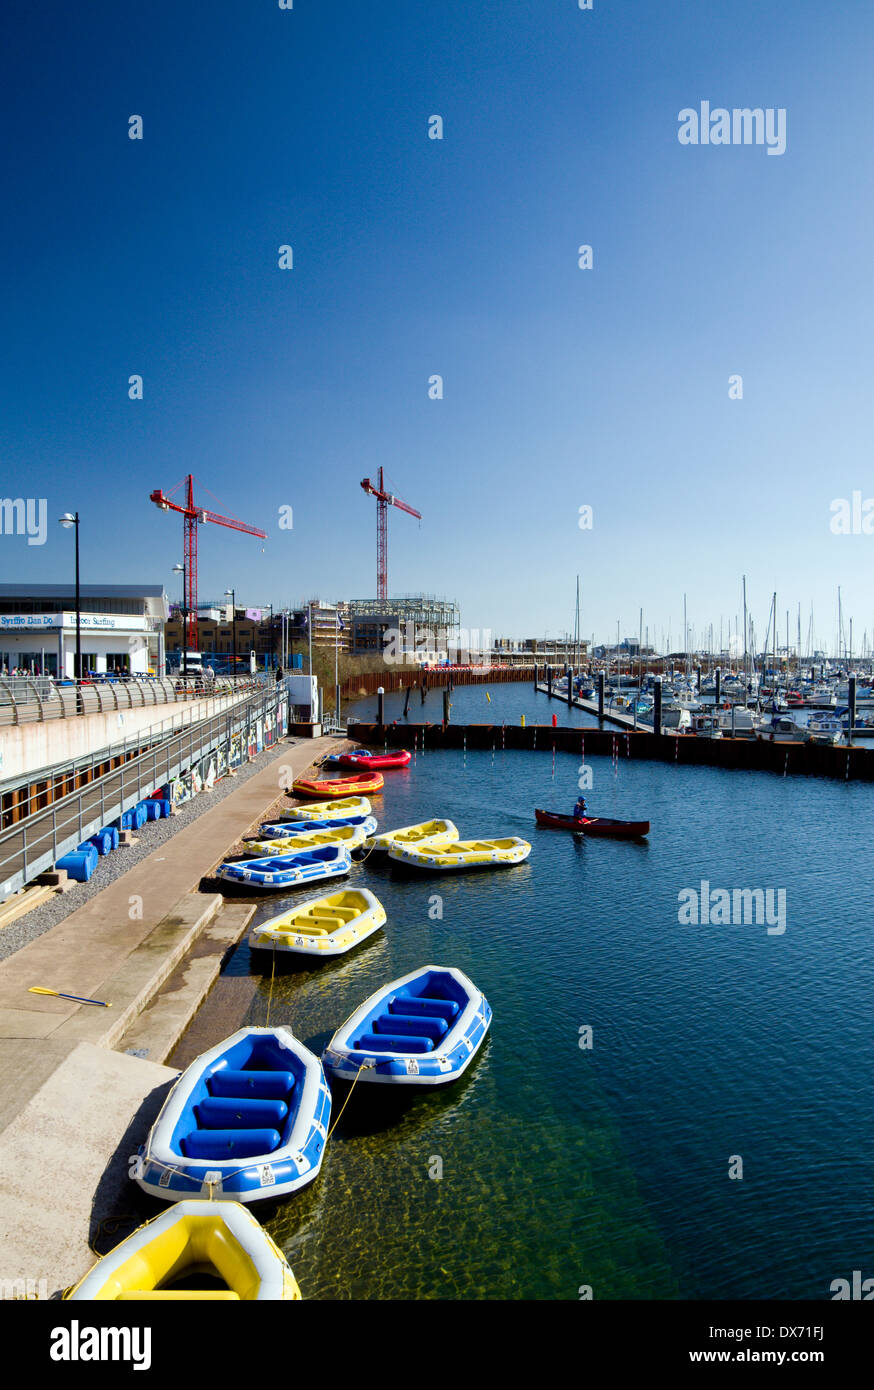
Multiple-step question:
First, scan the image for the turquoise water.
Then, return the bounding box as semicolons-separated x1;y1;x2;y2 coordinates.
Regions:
224;702;874;1300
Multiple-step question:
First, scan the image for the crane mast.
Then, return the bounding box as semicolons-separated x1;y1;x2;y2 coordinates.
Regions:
359;467;422;601
150;474;267;652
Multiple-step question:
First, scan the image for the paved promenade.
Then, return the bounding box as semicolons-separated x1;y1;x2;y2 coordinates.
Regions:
0;734;339;1294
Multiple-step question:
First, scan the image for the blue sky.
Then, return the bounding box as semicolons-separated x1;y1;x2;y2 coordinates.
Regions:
2;1;873;653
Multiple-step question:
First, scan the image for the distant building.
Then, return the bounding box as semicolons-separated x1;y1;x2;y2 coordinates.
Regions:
519;637;590;660
0;583;167;677
165;599;353;671
348;596;460;660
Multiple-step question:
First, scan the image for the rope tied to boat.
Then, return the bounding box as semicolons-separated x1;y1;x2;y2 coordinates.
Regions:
265;937;278;1027
325;1060;375;1142
87;1213;142;1259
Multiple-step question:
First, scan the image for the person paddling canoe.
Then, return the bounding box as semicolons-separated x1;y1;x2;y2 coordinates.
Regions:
573;796;588;821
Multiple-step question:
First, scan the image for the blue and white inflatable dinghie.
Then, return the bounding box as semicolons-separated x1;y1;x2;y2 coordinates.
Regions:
256;814;377;840
136;1026;332;1203
216;844;351;891
323;965;492;1086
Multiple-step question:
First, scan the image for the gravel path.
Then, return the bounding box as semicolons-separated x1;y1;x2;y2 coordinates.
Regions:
0;739;311;964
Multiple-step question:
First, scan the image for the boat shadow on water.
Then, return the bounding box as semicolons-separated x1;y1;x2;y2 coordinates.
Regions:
246;933;388;979
375;858;535;885
313;1034;493;1141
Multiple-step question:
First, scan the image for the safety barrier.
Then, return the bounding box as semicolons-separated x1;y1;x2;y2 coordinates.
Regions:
0;686;288;902
0;674;266;726
0;683;269;828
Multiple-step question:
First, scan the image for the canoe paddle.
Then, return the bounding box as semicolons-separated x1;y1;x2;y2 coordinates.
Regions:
29;987;111;1008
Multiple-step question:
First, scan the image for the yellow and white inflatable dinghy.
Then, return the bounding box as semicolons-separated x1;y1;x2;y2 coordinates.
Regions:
366;819;459;853
66;1201;301;1300
249;888;386;957
388;837;531;871
281;796;371;822
245;824;367;857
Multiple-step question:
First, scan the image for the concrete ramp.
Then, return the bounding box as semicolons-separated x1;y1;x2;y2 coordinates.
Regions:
0;1040;177;1296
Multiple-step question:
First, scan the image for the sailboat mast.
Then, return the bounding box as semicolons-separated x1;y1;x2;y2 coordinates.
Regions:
638;607;643;688
574;575;580;669
683;593;688;680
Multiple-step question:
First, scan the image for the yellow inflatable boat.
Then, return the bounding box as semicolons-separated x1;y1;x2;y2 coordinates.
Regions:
249;888;386;957
388;837;532;871
282;796;372;822
66;1201;301;1300
366;819;459;853
245;824;367;857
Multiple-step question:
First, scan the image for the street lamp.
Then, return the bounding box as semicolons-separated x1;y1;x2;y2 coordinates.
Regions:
172;563;187;678
224;588;236;679
262;603;274;671
58;512;82;704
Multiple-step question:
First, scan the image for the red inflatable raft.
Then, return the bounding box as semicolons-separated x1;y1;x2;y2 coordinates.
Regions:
292;770;384;799
534;809;650;839
332;749;411;771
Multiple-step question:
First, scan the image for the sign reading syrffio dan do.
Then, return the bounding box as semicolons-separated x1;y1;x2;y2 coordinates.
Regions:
0;613;148;630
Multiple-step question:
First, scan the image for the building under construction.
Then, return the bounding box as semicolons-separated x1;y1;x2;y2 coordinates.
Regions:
348;595;460;659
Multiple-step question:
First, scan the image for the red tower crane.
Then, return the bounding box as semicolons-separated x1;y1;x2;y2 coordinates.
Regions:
150;475;267;652
360;468;422;602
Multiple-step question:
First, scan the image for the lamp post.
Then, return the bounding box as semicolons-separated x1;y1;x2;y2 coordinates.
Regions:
287;609;295;669
335;605;345;721
262;603;274;670
172;563;187;678
58;512;82;707
224;588;236;679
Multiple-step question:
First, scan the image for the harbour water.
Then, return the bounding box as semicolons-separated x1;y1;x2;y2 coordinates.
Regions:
213;695;874;1300
348;678;603;731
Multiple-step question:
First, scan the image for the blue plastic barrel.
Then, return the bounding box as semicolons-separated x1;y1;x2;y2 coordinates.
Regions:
57;846;98;882
133;803;148;828
86;831;113;857
144;800;162;822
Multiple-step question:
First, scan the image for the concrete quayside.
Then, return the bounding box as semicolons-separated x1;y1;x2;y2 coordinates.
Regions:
0;734;340;1295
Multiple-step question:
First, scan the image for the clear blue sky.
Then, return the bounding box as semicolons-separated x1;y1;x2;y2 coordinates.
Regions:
2;1;873;653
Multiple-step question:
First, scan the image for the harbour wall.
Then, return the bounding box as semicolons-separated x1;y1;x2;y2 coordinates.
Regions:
351;722;874;782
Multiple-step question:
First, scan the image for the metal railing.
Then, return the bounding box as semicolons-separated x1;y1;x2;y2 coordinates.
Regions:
0;674;266;726
0;683;266;823
0;686;288;902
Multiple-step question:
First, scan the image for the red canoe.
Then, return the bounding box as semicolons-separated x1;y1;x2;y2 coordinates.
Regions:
332;749;411;770
534;809;650;839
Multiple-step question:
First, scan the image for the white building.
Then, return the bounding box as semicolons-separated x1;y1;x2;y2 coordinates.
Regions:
0;584;168;678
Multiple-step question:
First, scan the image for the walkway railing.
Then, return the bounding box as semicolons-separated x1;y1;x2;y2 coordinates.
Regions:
0;674;266;726
0;683;267;825
0;686;288;902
